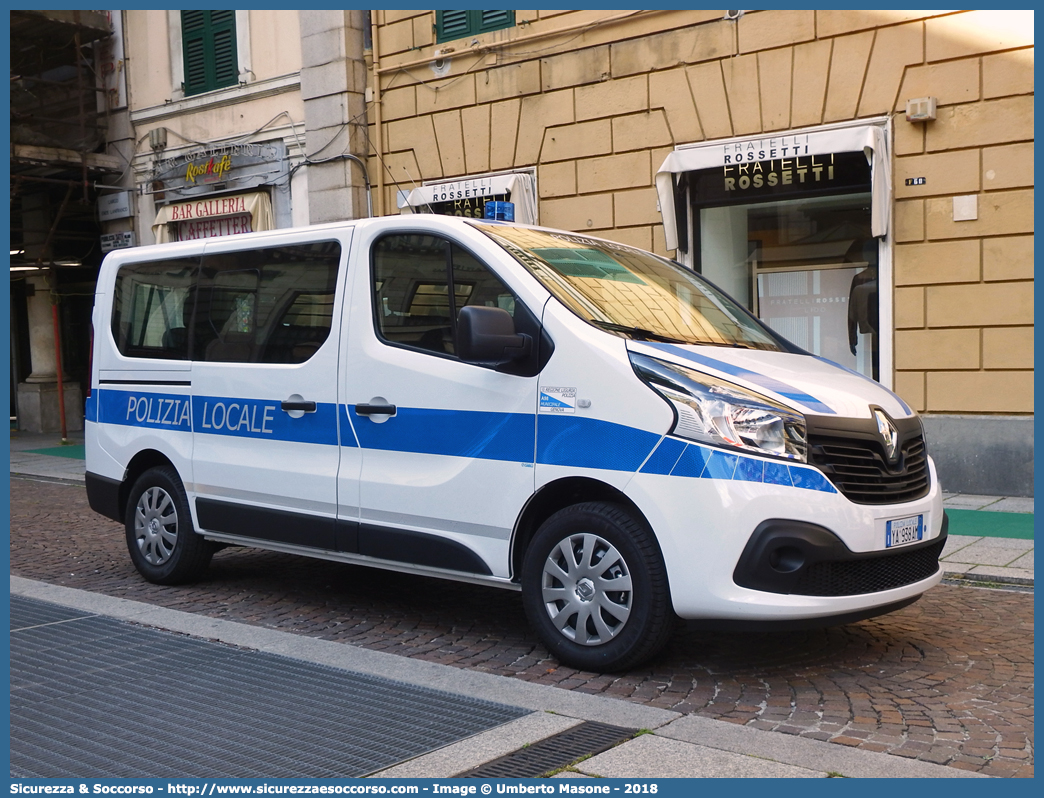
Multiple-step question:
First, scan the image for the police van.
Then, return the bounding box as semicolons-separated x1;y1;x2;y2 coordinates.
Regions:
85;215;946;671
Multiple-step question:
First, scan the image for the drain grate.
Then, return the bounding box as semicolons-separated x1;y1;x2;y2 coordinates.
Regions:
10;596;529;778
458;721;636;778
10;596;91;629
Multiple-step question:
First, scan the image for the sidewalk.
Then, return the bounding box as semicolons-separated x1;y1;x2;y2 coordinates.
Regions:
8;431;1030;778
9;429;1034;587
10;576;986;779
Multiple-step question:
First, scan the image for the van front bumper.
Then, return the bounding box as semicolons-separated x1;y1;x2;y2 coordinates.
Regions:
732;514;947;596
626;451;946;622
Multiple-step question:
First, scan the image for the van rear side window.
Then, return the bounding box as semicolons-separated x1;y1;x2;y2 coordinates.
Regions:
110;242;341;364
111;258;199;360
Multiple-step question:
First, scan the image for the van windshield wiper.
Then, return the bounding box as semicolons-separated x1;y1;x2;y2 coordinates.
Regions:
689;339;756;350
588;320;689;344
589;320;764;349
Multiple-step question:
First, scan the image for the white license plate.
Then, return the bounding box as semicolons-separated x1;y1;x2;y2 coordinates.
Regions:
886;514;923;548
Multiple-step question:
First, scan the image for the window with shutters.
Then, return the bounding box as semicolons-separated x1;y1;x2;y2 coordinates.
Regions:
181;10;239;96
435;10;515;44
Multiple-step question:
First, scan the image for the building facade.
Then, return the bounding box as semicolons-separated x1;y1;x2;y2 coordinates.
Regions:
123;9;369;247
10;10;129;434
365;9;1034;495
9;10;1033;496
9;9;371;433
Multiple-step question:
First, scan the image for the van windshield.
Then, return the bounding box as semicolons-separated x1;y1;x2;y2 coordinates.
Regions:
474;223;785;350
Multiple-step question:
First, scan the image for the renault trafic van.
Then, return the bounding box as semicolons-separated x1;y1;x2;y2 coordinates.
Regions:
86;216;946;671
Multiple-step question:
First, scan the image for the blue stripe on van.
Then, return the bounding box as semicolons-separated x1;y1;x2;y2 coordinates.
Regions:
340;405;360;448
639;436;687;475
669;444;709;478
537;415;660;472
193;395;338;444
656;439;837;494
640;342;837;415
95;388;837;494
97;389;193;432
84;394;98;423
350;406;535;462
93;389;339;444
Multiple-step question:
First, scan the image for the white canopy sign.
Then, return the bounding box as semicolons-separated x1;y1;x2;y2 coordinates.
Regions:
402;172;538;225
655;121;891;251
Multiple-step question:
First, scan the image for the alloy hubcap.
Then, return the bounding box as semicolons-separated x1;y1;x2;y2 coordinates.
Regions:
134;486;178;566
541;533;632;646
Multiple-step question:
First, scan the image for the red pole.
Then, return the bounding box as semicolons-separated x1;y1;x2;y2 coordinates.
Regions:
51;298;68;442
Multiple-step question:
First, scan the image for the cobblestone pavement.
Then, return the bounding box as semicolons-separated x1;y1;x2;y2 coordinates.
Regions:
10;476;1033;777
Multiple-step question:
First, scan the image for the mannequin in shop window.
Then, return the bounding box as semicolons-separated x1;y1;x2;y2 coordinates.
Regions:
847;239;879;381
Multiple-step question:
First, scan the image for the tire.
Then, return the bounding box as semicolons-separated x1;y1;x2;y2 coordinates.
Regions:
522;502;674;672
125;466;213;585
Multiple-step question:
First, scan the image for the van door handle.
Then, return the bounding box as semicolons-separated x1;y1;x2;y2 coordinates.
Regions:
355;402;396;416
281;399;317;413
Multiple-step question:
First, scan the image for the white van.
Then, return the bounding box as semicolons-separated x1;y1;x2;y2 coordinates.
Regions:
86;215;946;670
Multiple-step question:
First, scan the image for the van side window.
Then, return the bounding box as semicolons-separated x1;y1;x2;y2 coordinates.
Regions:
111;258;199;360
372;234;516;358
193;241;340;363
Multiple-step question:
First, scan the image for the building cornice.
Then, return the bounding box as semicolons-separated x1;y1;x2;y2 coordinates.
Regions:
130;73;301;127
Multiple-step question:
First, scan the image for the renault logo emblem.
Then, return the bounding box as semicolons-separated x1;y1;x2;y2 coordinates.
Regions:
873;408;900;465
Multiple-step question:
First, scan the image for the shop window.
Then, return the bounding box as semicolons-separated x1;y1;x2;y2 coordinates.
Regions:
181;10;238;96
372;234;516;357
698;194;878;380
435;10;515;44
111;258;199;360
685;150;879;379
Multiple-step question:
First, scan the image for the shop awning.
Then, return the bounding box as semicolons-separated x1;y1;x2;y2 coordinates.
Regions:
402;172;538;225
655;122;891;252
152;190;274;243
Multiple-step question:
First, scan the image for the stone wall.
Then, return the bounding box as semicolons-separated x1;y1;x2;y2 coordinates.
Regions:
368;9;1034;422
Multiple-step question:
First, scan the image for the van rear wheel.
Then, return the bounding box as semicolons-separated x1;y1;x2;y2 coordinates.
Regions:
125;466;213;585
522;502;673;672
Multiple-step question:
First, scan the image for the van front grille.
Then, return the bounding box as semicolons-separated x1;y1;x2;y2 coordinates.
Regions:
808;432;930;505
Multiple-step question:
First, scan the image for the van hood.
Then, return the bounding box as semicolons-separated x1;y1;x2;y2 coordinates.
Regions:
627;341;914;421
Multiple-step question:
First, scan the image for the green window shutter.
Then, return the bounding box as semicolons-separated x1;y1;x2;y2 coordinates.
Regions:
181;11;208;93
210;12;237;86
478;10;514;33
436;10;514;43
181;10;239;96
436;10;470;42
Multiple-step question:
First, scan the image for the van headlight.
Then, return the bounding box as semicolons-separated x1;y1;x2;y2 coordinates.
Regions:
630;353;807;462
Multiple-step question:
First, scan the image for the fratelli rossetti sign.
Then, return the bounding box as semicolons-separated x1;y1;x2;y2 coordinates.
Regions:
691;145;871;205
655;123;890;250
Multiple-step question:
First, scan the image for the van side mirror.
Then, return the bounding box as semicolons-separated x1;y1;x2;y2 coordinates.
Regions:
457;305;532;364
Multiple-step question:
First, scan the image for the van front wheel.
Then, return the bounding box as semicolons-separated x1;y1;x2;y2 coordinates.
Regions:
125;466;213;585
522;502;673;672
